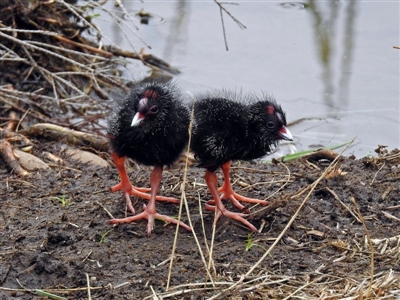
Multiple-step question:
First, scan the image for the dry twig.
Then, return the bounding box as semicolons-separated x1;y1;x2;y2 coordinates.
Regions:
0;140;28;176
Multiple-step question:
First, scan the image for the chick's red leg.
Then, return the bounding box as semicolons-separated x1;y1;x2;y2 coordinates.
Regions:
213;162;269;210
109;166;191;235
109;153;137;214
110;153;179;215
204;170;257;232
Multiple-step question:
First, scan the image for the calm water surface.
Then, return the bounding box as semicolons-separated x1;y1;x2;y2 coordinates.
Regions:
94;1;399;158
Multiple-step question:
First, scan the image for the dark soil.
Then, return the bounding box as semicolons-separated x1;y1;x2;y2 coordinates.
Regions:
1;141;400;299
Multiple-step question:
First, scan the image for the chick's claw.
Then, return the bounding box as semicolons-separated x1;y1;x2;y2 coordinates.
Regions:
108;205;192;236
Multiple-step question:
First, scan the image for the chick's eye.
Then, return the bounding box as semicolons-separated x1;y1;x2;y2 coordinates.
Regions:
267;121;275;129
149;105;159;114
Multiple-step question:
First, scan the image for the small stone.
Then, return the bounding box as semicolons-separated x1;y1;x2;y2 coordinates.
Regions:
14;149;50;171
64;148;109;168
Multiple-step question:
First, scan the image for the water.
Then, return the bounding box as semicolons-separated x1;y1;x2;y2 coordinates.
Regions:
93;0;399;158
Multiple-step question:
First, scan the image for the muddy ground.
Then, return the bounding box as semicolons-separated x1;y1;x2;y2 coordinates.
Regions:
2;0;399;298
1;140;400;299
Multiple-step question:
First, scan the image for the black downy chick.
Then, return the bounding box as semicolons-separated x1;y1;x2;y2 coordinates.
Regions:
191;91;293;232
107;79;191;235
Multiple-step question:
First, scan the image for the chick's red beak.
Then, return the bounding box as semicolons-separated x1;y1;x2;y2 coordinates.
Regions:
278;126;293;141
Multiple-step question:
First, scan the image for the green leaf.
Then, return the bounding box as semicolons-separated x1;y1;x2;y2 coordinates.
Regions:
245;233;253;251
265;140;353;163
36;290;67;300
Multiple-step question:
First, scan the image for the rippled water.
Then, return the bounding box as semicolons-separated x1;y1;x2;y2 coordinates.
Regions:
94;1;399;158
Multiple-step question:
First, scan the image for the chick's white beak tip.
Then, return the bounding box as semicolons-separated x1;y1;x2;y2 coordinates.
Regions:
131;112;144;127
279;126;293;141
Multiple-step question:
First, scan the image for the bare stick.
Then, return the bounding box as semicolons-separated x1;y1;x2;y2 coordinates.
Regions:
0;140;28;176
96;201;115;219
53;35;113;58
370;162;385;186
219;6;229;51
213;0;246;29
19;123;109;152
86;273;92;300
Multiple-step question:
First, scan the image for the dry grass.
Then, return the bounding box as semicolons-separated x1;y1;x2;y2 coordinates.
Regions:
161;141;400;299
0;0;179;134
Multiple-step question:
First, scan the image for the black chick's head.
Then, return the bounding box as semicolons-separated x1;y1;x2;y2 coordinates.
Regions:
108;80;189;166
127;82;173;130
245;96;293;160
